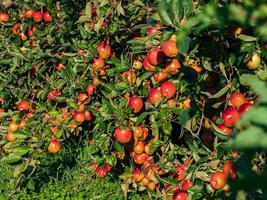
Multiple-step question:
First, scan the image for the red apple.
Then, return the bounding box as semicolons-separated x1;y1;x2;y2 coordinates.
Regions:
149;88;162;105
153;70;168;83
229;93;247;109
128;97;143;113
222;107;240;127
32;11;43;22
210;171;227;190
162;40;178;57
86;84;96;96
114;127;132;143
172;189;187;200
43;11;52;22
181;180;193;190
18;100;30;111
175;165;186;181
143;56;156;72
147;24;161;35
223;160;237;179
97;40;111;59
160;81;176;98
48;139;61;154
73;111;85;123
218;123;232;135
95;167;107;177
132;168;144;182
147;48;164;65
165;59;181;74
0;13;9;22
238;102;253;114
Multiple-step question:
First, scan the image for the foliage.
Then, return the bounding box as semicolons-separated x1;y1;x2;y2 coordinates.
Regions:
0;0;267;199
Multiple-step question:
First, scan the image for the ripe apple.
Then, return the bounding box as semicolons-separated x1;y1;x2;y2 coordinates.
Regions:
162;40;178;57
239;102;253;114
143;57;156;72
132;168;144;182
91;7;97;15
6;131;17;142
144;142;154;155
92;57;105;70
246;53;261;70
217;123;232;135
223;160;237;179
0;13;9;22
133;141;145;154
73;111;85;123
43;11;52;22
210;171;227;190
128;97;143;113
172;189;187;200
147;48;164;65
121;70;137;85
222;107;240;127
133;59;143;70
160;81;176;98
97;41;111;59
95;167;107;177
78;93;88;103
114;127;132;143
24;10;34;18
229;93;247;109
8;122;18;132
27;26;38;37
47;89;62;101
149;88;162;105
165;59;181;74
181;180;193;190
84;111;92;121
134;126;143;138
153;69;168;83
86;84;96;96
143;159;153;169
147;181;156;191
32;11;43;22
104;163;112;172
48;139;61;154
134;153;148;165
147;24;161;35
175;165;186;181
18;100;30;111
12;23;22;35
18;119;27;128
141;177;149;186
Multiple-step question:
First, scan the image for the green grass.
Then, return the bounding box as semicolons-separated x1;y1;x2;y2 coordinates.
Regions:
6;176;149;200
0;140;149;200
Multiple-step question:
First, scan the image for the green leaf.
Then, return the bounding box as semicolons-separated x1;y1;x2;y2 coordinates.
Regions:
177;36;191;54
163;122;172;135
116;1;125;16
171;0;183;22
1;153;22;164
239;74;258;86
136;112;148;125
114;141;125;152
208;85;229;99
158;0;173;26
257;69;267;81
237;34;257;42
211;121;231;140
227;126;267;150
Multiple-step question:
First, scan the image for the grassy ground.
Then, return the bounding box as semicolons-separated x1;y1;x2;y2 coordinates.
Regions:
8;177;148;200
0;140;149;200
